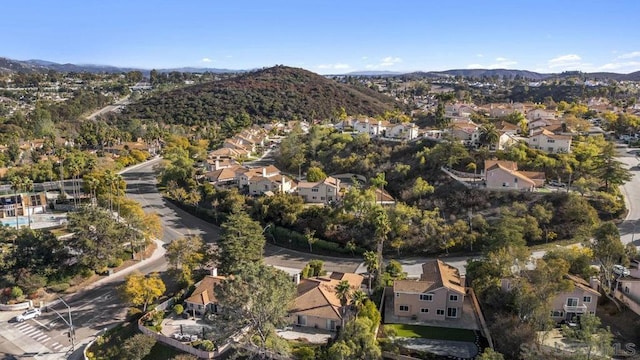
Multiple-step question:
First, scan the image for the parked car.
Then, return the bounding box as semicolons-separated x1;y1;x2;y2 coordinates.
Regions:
548;180;566;187
16;308;41;322
613;265;630;277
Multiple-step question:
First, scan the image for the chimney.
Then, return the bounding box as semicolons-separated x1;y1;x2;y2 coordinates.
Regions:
460;274;466;287
215;160;220;170
262;167;267;177
293;273;301;285
589;276;600;291
211;268;218;277
281;175;286;191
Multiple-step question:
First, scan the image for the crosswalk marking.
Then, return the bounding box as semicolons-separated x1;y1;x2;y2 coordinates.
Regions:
16;322;31;330
23;328;40;336
34;333;50;341
51;342;64;350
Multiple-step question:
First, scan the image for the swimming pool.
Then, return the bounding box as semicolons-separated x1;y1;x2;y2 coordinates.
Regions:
0;217;29;227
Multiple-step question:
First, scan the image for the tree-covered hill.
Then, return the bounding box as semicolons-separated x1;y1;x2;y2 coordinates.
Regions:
121;65;402;125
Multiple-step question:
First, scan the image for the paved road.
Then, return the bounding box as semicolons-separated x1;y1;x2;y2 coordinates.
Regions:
1;147;637;359
86;96;130;120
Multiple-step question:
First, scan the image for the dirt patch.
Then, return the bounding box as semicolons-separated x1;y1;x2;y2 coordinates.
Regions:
598;299;640;343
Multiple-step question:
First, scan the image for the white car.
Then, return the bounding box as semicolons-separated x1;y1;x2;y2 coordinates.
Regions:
16;308;41;322
613;265;630;277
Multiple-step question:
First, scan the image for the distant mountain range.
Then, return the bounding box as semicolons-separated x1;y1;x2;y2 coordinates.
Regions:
1;56;639;81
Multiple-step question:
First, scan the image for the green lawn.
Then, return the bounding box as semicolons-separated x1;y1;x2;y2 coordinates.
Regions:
386;324;476;342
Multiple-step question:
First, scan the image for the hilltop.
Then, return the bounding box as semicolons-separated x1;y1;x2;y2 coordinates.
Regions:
121;65;402;125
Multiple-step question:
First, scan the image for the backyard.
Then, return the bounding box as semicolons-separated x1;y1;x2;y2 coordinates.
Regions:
386;323;476;342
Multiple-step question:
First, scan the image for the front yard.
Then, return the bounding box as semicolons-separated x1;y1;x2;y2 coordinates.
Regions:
386;323;476;342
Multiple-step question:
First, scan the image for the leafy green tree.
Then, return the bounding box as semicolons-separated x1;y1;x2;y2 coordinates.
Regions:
304;228;318;253
479;123;500;147
217;211;266;274
120;334;156;360
12;229;69;278
561;313;613;359
120;271;165;311
214;262;295;355
306;166;327;182
591;222;625;308
412;177;434;202
327;317;381;360
67;206;129;272
478;348;505;360
593;142;632;192
256;193;304;226
166;235;207;284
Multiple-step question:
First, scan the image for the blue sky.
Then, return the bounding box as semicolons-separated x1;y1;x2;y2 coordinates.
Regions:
3;0;640;74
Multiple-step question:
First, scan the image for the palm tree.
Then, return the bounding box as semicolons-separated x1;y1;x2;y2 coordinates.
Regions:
85;177;100;207
9;176;24;230
334;280;351;329
363;251;379;293
479;123;500;148
103;170;116;213
21;178;33;229
370;172;387;204
350;290;368;318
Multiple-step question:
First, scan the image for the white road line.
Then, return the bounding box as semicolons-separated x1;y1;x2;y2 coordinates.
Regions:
23;328;40;336
16;322;31;330
34;334;49;341
51;343;63;350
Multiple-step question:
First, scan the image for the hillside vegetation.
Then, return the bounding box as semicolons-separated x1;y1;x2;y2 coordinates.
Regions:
121;65;401;125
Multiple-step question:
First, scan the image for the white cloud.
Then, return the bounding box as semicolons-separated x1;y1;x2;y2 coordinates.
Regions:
317;63;351;70
365;56;403;69
548;54;582;68
476;54;484;58
618;51;640;59
466;57;518;69
361;56;368;60
598;61;640;71
201;57;212;63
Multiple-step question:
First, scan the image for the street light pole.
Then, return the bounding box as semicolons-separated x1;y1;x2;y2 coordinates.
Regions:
51;296;75;351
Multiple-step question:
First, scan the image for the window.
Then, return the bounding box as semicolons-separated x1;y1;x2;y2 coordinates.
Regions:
589;311;595;315
420;308;429;313
447;308;457;317
395;292;400;297
583;296;591;303
547;139;556;143
327;319;336;331
311;188;319;192
297;315;307;326
566;298;578;307
436;309;445;316
420;294;433;301
449;294;458;302
550;310;564;317
514;178;518;183
532;138;537;142
320;197;325;200
399;305;409;312
625;286;630;294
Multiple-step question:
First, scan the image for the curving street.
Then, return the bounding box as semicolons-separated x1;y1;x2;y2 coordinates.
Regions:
0;148;637;360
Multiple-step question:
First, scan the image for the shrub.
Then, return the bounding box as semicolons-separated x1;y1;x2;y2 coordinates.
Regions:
293;346;315;360
174;304;184;315
199;340;215;351
46;283;70;293
10;286;23;299
127;307;143;321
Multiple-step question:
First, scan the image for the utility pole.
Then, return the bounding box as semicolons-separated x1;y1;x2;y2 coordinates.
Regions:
50;297;75;351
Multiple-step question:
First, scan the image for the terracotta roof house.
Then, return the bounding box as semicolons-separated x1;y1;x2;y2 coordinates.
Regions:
496;121;520;135
297;177;341;204
185;272;226;316
392;260;467;322
289;272;364;332
484;160;545;191
527;129;572;153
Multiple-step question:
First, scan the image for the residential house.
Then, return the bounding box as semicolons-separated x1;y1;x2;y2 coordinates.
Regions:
387;122;419;140
0;192;47;220
502;274;600;322
421;128;446;141
208;147;251;161
450;123;481;148
185;271;226;316
204;165;241;186
249;174;295;195
527;129;572;153
289;272;364;331
495;121;520;135
392;260;466;322
297;176;341;204
484;160;545;191
497;132;520;150
615;276;640;317
526;108;556;122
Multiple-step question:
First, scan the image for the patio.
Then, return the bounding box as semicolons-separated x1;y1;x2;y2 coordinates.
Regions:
276;326;333;344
